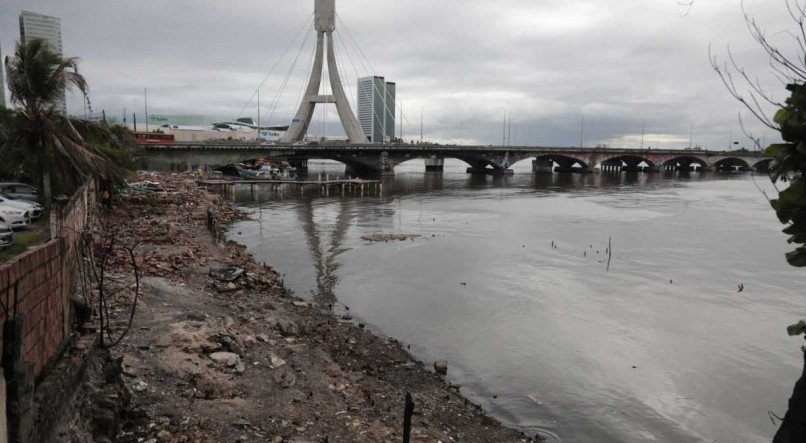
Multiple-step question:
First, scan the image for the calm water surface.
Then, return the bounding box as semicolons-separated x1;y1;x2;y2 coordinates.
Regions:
228;160;806;442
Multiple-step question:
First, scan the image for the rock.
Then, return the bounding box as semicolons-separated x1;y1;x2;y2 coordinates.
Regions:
209;352;241;368
235;362;246;374
277;320;300;337
157;429;172;441
256;334;271;343
132;379;149;392
186;312;206;322
269;353;286;369
434;359;448;375
210;334;245;356
275;369;297;388
210;265;245;282
481;415;500;427
292;301;312;308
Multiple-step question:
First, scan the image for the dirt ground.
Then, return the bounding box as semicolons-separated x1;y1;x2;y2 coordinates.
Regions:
70;172;538;442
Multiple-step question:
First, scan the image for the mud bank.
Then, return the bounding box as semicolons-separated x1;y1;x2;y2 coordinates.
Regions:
80;171;537;442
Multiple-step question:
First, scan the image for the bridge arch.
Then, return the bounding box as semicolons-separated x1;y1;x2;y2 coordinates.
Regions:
388;154;496;173
712;157;751;171
599;155;655;171
512;154;590;172
662;156;709;171
753;158;773;171
293;153;383;176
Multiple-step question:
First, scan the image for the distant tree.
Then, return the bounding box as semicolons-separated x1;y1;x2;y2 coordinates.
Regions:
712;1;806;441
1;38;115;208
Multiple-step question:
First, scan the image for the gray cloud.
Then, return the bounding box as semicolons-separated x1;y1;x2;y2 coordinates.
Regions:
0;0;792;149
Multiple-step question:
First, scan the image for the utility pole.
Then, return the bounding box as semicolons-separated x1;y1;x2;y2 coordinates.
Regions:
502;109;506;147
400;100;403;142
689;124;694;149
579;113;584;148
144;87;149;132
133;113;137;132
420;106;426;143
507;117;512;147
123;107;127;125
640;121;645;150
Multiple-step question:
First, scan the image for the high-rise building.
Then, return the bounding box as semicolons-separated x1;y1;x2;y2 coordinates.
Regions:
19;11;65;112
357;76;396;143
0;41;6;109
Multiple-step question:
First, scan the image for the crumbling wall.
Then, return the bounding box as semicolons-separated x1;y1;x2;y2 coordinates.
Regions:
0;239;66;378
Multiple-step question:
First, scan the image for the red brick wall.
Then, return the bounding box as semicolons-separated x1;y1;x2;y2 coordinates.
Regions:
0;239;65;377
0;180;96;379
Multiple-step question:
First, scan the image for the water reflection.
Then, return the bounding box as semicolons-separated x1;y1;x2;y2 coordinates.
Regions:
228;164;796;442
296;197;351;308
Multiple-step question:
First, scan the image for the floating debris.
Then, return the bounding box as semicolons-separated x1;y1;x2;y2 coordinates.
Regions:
361;233;422;242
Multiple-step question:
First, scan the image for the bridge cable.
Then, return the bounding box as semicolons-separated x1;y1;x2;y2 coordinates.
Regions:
264;19;316;127
335;29;418;141
336;14;377;75
279;35;317;125
335;24;421;141
236;13;314;119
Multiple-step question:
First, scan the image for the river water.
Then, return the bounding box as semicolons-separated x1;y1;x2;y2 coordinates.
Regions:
227;159;806;442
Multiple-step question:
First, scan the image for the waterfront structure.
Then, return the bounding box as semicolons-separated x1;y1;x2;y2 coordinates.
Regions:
281;0;366;143
19;11;65;112
357;76;396;143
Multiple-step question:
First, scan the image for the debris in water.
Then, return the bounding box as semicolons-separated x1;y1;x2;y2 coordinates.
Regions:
362;233;422;242
738;283;744;293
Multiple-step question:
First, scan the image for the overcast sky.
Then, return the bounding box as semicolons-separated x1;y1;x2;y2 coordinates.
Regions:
0;0;795;148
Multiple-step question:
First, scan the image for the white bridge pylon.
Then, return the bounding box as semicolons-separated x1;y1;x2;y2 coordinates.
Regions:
280;0;367;144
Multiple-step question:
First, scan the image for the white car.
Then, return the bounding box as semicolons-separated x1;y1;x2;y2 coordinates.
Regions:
0;195;43;220
0;193;43;220
0;204;30;230
0;223;12;248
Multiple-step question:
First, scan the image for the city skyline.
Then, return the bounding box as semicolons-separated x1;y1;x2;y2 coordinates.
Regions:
0;0;790;149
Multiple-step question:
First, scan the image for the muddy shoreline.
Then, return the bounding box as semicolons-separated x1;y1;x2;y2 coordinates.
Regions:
66;171;536;442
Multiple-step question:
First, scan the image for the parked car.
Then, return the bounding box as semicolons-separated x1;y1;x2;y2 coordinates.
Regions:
0;222;13;248
0;195;43;220
0;183;37;201
0;204;29;230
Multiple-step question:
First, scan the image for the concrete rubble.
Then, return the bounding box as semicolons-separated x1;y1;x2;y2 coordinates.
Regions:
60;171;539;442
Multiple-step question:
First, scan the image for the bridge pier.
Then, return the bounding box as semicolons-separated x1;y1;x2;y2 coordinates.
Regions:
424;156;445;172
532;159;554;173
289;160;308;174
379;151;394;176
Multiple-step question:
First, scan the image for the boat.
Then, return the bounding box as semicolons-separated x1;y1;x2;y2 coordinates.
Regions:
238;165;276;179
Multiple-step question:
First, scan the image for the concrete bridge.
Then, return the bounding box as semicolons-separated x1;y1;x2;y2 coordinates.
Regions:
138;142;773;176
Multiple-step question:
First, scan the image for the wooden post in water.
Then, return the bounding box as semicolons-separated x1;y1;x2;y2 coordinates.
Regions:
403;393;414;443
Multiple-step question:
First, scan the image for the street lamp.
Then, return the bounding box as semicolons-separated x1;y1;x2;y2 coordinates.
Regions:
497;107;507;147
144;87;149;132
420;106;426;143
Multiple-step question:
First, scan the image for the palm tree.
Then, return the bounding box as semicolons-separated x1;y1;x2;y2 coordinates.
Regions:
2;38;112;208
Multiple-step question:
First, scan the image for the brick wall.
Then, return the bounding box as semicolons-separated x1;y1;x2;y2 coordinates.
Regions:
0;240;65;377
0;180;96;378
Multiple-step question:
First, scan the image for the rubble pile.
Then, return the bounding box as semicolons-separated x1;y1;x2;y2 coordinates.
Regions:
102;173;248;278
69;171;535;442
